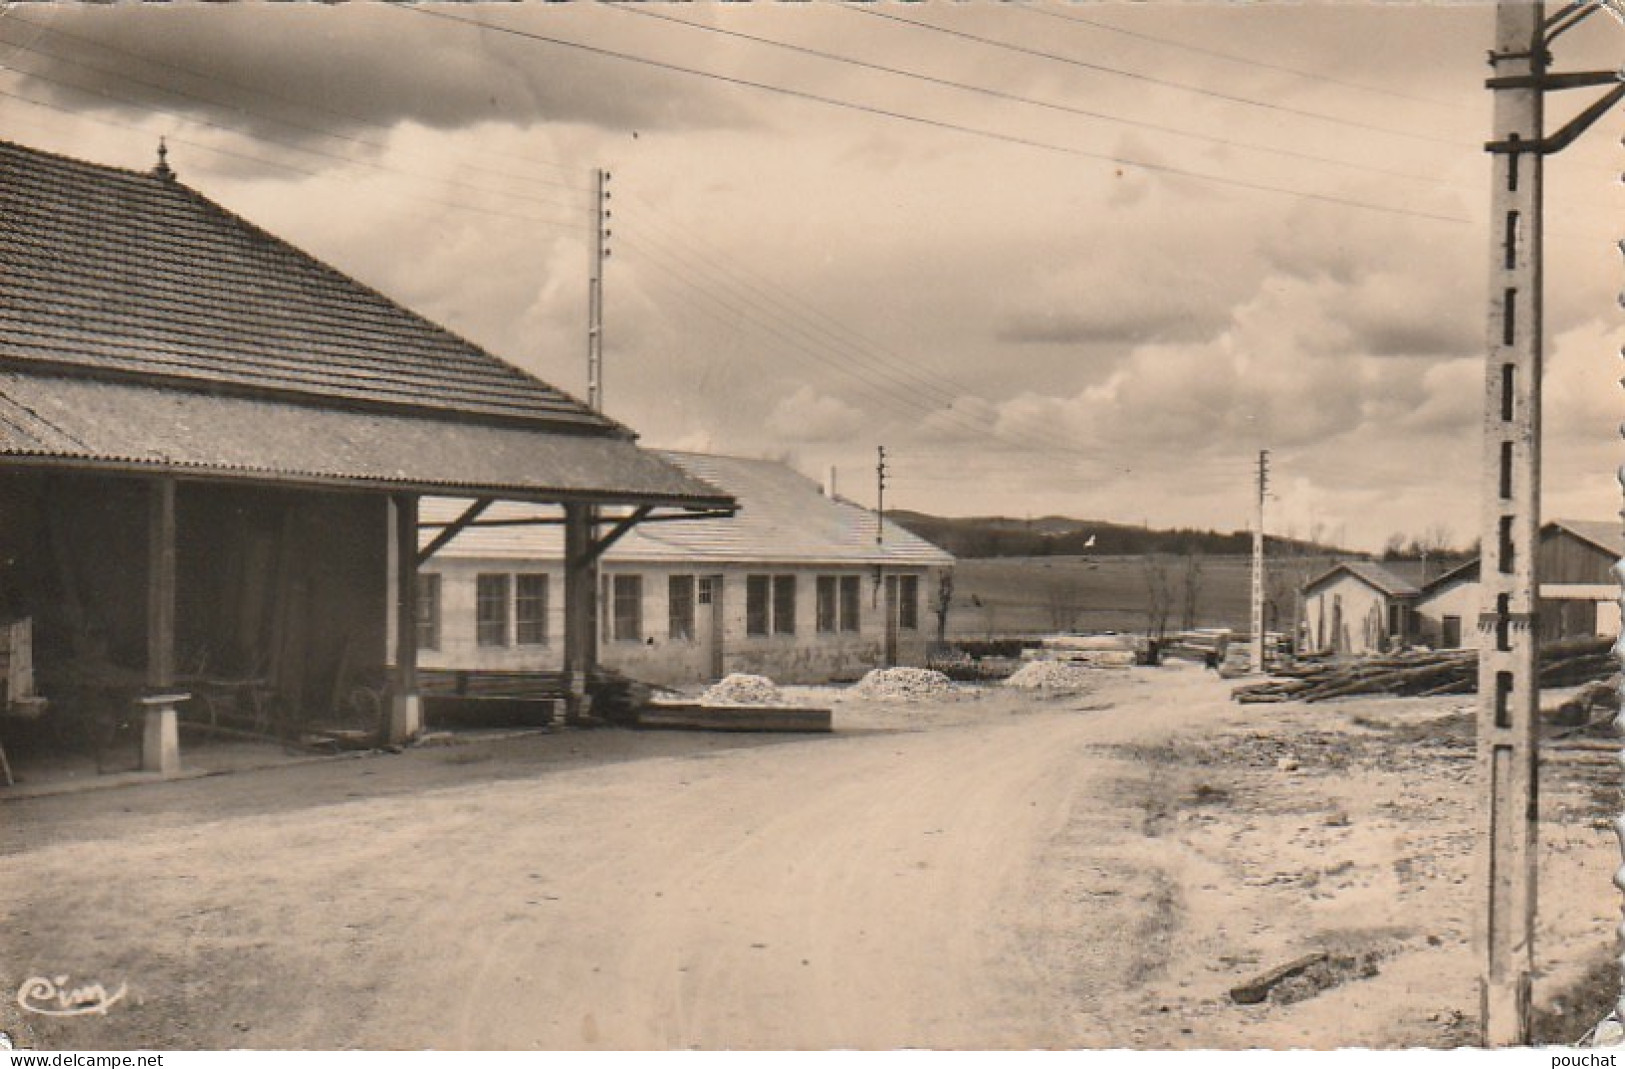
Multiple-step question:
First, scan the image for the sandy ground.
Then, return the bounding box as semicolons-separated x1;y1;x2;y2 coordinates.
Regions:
0;664;1617;1050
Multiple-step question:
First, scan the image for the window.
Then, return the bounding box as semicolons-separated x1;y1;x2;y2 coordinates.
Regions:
611;574;643;642
897;574;920;630
747;574;796;637
416;573;442;651
816;576;838;634
515;574;549;646
476;573;510;647
839;575;861;632
669;575;696;641
746;575;770;637
772;575;797;635
817;575;862;634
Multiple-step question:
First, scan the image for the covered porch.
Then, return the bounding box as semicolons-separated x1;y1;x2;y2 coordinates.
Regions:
0;375;733;785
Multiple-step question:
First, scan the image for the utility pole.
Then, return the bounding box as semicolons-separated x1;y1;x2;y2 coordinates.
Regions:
587;167;611;413
876;445;887;546
1476;0;1625;1045
567;167;612;724
1251;449;1269;674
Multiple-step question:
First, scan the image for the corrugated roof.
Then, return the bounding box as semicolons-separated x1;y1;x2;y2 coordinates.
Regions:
423;451;955;566
0;139;615;433
0;373;731;506
1303;560;1421;598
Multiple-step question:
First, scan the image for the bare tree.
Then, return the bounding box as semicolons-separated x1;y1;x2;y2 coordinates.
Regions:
935;572;954;646
1044;573;1083;633
1179;552;1204;631
1143;553;1174;640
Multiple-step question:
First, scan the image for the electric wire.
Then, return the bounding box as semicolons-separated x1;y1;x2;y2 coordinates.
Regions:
0;8;591;187
616;190;997;410
603;2;1463;191
1014;2;1470;114
0;83;591;233
396;3;1471;227
846;5;1468;149
0;45;591;217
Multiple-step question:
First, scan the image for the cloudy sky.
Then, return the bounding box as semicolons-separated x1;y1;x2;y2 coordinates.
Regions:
2;1;1622;551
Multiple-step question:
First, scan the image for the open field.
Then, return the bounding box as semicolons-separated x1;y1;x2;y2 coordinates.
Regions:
945;554;1342;640
0;667;1616;1050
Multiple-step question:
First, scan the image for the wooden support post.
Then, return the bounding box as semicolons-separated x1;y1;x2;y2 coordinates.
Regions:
144;477;181;773
389;493;421;744
1477;1;1545;1045
562;503;599;724
147;476;177;690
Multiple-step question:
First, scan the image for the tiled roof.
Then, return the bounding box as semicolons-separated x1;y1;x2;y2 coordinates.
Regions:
1303;560;1421;598
0;372;732;506
0;139;615;433
422;451;956;566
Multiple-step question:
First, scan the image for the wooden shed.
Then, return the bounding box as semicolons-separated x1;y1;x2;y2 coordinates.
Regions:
0;139;733;768
1412;520;1623;649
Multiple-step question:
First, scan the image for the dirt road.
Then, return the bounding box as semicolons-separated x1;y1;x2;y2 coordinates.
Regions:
0;667;1616;1050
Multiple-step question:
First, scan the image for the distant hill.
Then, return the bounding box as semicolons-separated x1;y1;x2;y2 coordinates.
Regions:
887;510;1346;559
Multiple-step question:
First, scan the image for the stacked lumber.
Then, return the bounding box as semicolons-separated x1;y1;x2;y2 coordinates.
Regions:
1232;636;1616;705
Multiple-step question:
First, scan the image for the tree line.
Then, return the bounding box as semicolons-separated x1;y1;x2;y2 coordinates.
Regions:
888;510;1342;560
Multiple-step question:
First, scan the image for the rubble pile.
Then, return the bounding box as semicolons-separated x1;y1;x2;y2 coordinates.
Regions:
852;667;954;701
701;673;784;706
1004;659;1096;691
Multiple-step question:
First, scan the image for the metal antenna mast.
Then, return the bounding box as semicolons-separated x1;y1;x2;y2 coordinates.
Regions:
1477;0;1624;1045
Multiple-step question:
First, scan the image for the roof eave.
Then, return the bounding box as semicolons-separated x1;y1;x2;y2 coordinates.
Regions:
0;453;737;511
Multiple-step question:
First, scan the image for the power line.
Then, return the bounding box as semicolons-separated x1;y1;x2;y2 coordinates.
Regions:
396;4;1469;227
0;39;590;217
1015;2;1469;114
616;190;996;410
616;230;1114;460
0;9;591;188
0;83;590;233
604;2;1461;191
846;5;1467;149
615;232;972;421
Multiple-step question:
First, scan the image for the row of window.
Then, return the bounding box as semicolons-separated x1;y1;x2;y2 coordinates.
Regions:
414;571;920;650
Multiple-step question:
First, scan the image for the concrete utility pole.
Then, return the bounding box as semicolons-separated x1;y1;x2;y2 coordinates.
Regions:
566;167;613;723
1251;449;1269;674
1476;0;1625;1045
588;167;610;413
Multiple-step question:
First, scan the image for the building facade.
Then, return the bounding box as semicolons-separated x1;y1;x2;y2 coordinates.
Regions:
1413;520;1623;649
1301;561;1423;657
419;453;956;686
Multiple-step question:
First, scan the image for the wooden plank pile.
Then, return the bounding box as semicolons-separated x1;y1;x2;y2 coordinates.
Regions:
1232;636;1616;705
637;702;832;733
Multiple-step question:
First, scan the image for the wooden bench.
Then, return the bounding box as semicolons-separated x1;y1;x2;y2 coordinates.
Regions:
417;669;568;727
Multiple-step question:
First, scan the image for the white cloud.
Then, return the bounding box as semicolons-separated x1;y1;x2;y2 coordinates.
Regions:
766;385;867;443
